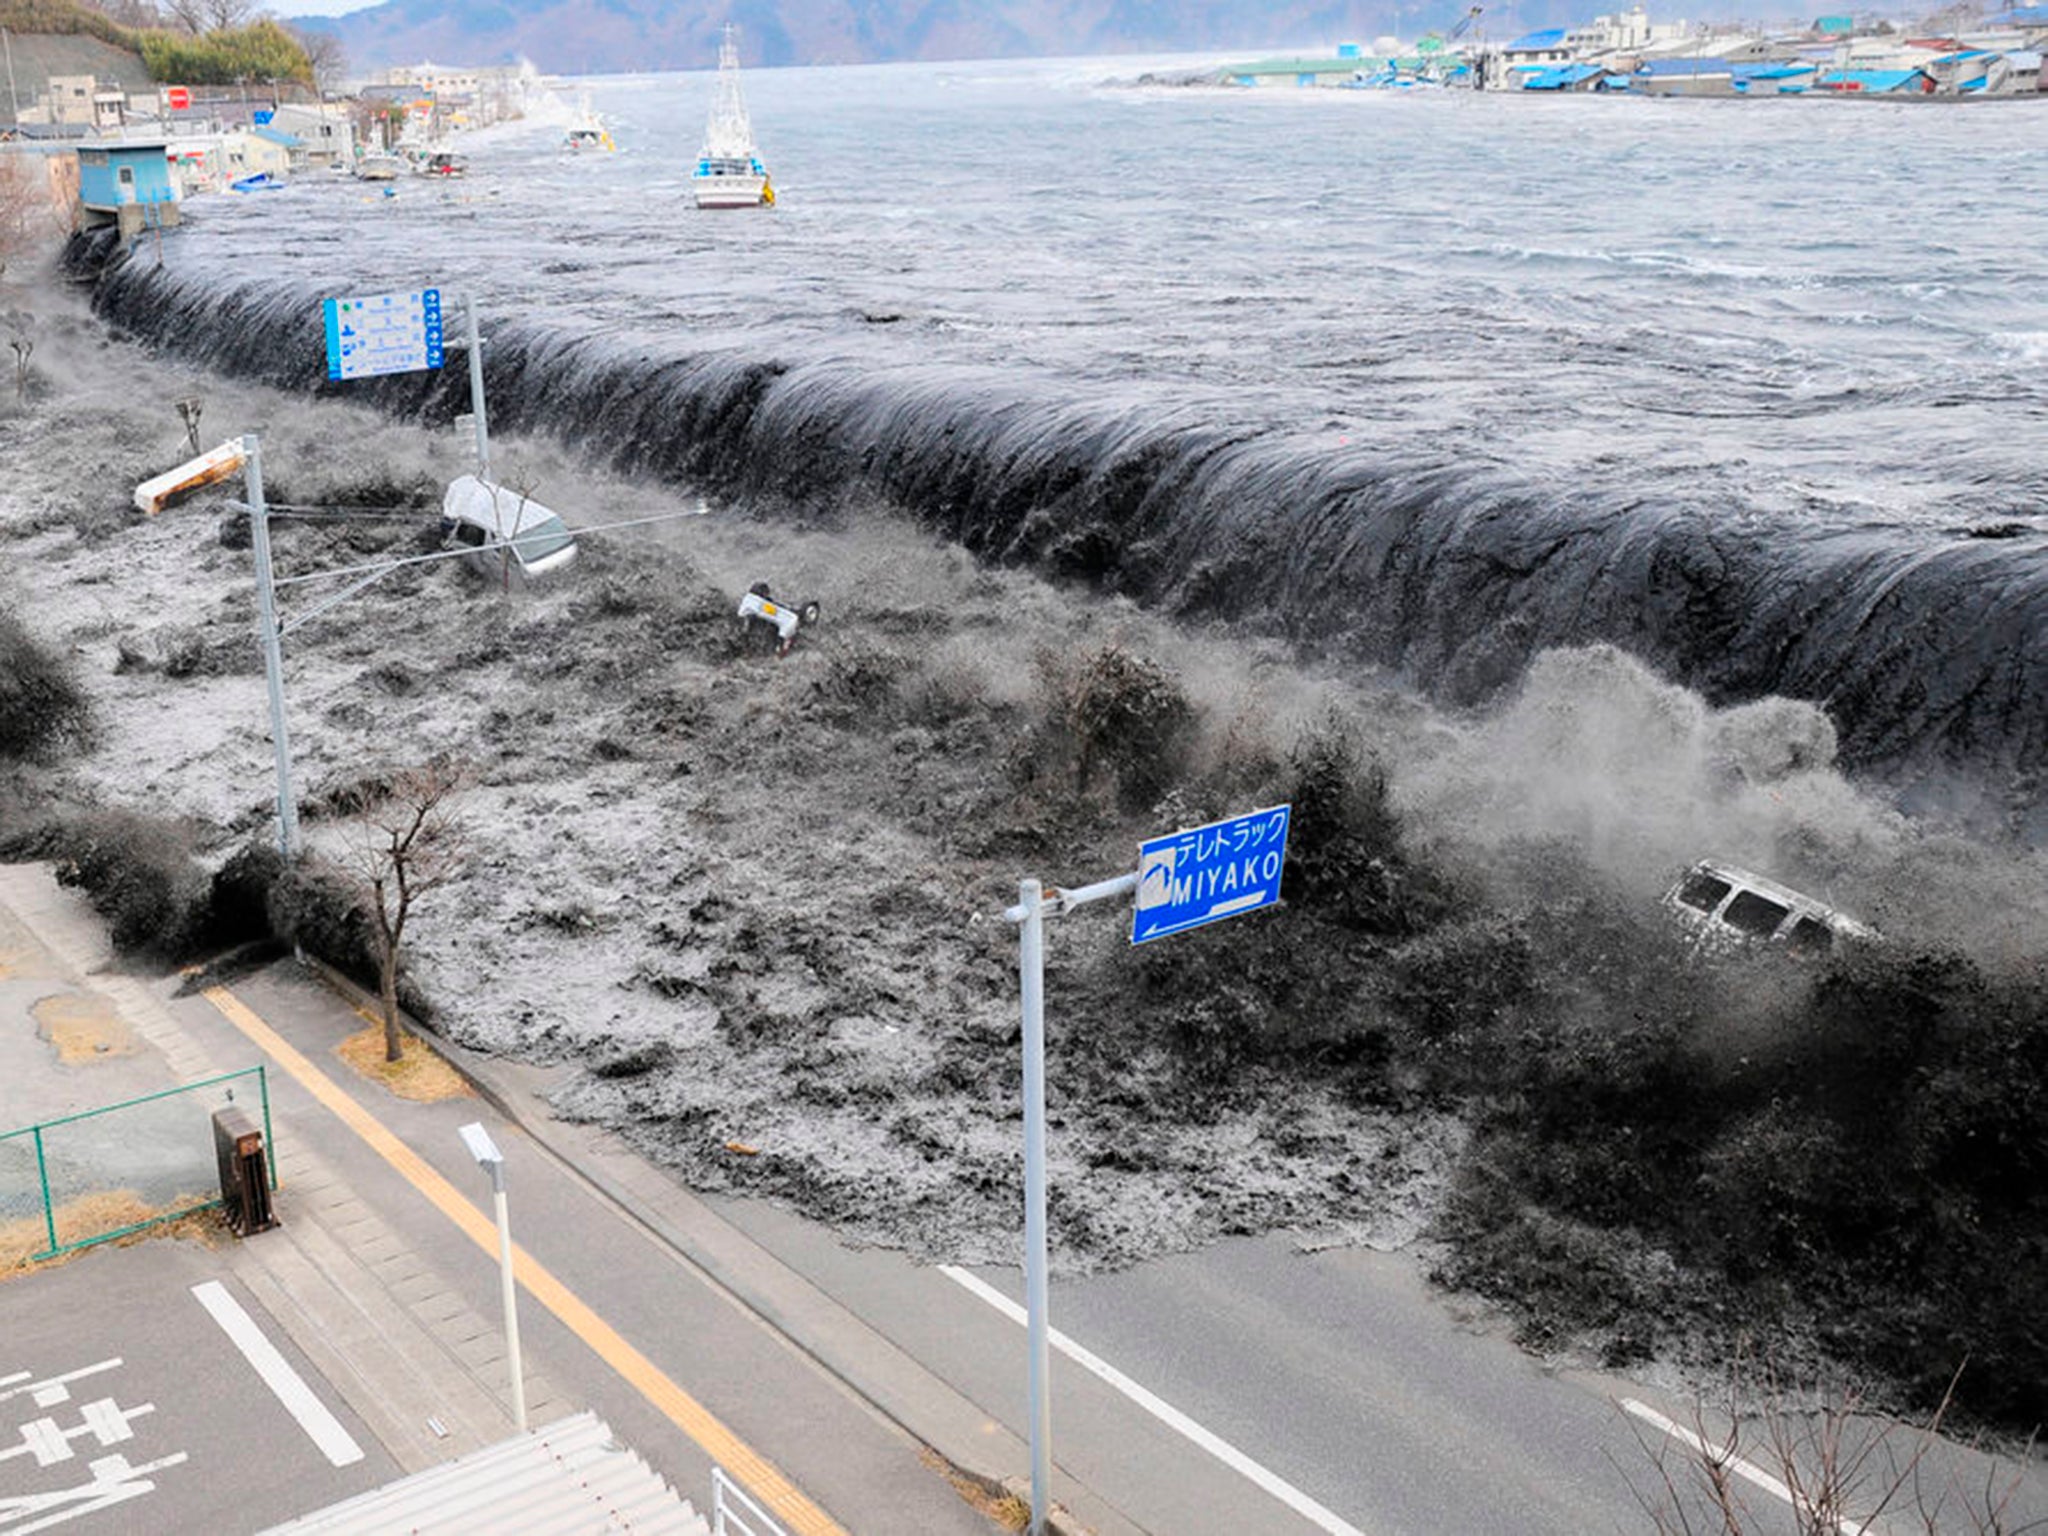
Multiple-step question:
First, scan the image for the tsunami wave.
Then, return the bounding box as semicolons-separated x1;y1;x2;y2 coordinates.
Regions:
75;234;2048;837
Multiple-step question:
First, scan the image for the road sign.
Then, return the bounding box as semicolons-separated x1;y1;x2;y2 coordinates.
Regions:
166;86;190;111
253;108;275;125
321;288;445;381
1131;804;1291;944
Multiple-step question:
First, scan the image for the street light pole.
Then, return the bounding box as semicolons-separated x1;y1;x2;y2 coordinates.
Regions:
465;293;491;482
1004;868;1138;1536
460;1122;528;1432
243;434;300;859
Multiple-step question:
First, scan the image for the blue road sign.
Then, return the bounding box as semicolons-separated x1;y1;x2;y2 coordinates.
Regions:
1131;804;1291;944
252;108;275;125
322;288;444;381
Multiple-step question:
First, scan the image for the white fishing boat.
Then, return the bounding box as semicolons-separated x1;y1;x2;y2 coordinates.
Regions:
693;24;773;209
354;152;405;182
564;94;614;152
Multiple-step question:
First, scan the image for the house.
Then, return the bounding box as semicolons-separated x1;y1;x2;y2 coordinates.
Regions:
74;141;178;238
267;102;355;168
223;129;292;181
1502;27;1576;72
1633;56;1740;94
45;75;98;128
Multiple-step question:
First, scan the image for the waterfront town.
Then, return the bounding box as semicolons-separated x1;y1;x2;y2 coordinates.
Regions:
1219;2;2048;91
0;0;2042;230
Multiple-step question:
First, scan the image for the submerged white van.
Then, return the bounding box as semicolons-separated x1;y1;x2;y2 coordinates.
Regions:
440;476;580;583
1663;861;1877;958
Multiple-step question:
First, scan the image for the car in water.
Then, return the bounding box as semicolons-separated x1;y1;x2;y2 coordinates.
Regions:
1663;860;1877;958
440;476;579;584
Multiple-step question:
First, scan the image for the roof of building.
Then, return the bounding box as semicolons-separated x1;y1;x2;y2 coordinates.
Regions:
258;1413;705;1535
252;127;305;147
1816;67;1929;89
1521;62;1609;87
1637;56;1736;75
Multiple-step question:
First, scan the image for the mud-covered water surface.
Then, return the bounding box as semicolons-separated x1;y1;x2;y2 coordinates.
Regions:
6;285;2048;1429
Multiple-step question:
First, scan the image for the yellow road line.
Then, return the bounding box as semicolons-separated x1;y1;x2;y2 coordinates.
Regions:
202;983;846;1536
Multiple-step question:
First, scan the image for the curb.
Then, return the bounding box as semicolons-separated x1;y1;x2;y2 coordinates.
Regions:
298;955;1107;1536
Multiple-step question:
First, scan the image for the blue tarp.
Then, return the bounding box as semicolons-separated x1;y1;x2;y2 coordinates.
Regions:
1522;62;1606;88
252;127;304;148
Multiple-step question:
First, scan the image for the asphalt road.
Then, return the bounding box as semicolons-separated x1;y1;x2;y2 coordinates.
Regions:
0;1239;395;1535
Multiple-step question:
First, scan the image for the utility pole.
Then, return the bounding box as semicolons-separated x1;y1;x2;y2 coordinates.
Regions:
244;434;300;859
465;293;491;481
2;28;21;125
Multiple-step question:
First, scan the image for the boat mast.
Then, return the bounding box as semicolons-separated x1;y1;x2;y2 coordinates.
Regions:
703;23;753;157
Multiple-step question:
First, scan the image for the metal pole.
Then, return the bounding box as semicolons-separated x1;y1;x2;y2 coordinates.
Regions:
244;434;300;859
466;293;491;482
32;1126;55;1256
488;1164;528;1431
1018;877;1052;1535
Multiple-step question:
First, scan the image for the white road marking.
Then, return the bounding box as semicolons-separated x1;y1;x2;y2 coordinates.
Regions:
939;1264;1367;1536
190;1281;364;1467
1621;1397;1875;1536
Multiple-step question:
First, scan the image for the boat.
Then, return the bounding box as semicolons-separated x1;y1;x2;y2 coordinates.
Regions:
564;95;614;152
421;150;469;178
229;171;283;193
693;24;773;209
354;152;405;182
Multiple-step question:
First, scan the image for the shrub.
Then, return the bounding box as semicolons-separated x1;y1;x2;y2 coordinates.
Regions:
0;611;89;760
1284;720;1451;935
1037;643;1195;811
48;810;210;958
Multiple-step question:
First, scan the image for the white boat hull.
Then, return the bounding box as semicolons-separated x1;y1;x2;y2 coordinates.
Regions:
694;173;769;208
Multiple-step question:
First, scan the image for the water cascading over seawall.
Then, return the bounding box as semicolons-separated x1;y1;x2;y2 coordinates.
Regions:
81;241;2048;835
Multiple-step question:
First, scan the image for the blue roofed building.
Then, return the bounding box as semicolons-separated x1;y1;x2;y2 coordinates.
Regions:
1815;66;1935;92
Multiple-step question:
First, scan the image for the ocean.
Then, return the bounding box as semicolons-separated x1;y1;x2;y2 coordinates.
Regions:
86;58;2048;832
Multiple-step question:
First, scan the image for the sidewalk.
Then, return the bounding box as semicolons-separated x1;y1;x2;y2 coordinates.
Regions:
0;863;1070;1535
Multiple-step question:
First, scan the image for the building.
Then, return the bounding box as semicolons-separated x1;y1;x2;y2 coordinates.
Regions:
266;102;356;168
74;141;178;237
1223;52;1372;86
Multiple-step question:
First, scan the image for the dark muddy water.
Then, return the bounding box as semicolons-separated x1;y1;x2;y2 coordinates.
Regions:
85;61;2048;831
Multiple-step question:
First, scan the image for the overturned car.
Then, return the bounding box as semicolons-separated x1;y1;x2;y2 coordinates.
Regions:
1663;861;1878;958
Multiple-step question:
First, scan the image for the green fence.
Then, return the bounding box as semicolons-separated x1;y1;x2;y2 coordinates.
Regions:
1;1066;274;1263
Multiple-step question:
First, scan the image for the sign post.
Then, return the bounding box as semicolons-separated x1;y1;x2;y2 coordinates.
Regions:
1002;805;1290;1535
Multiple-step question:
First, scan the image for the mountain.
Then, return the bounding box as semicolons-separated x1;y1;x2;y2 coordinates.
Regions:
324;0;1450;76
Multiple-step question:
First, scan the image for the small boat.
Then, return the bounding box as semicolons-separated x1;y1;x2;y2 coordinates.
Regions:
693;24;773;209
229;171;283;192
564;95;614;152
421;150;469;178
354;153;405;182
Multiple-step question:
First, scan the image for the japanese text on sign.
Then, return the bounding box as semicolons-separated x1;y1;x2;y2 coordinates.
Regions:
1132;804;1291;944
322;288;444;381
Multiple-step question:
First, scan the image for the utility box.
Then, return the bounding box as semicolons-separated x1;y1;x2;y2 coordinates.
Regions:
212;1106;278;1236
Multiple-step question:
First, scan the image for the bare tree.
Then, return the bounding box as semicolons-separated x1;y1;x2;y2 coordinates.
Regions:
345;759;471;1062
290;26;348;96
200;0;256;29
1622;1355;2043;1535
162;0;207;32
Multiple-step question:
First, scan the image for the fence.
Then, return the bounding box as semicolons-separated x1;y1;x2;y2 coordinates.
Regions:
712;1467;788;1536
0;1066;273;1264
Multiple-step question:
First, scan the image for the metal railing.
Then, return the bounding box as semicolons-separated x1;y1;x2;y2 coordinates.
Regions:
712;1468;789;1536
0;1066;272;1263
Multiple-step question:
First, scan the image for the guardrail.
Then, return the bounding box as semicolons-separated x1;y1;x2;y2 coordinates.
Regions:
712;1467;789;1536
1;1066;273;1264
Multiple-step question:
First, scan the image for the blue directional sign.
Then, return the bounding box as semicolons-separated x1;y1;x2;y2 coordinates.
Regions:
252;108;275;125
1131;804;1291;944
322;288;444;381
